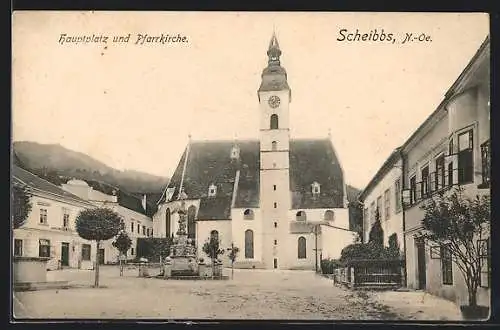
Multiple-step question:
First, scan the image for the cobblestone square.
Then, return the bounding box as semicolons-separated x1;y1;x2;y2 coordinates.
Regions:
13;266;462;320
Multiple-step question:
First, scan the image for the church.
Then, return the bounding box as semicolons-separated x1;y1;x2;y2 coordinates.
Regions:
152;33;359;270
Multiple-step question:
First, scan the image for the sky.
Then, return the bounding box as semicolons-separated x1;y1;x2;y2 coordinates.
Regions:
12;11;489;189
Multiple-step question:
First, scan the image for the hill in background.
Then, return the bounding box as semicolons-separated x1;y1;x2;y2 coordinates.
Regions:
13;141;169;196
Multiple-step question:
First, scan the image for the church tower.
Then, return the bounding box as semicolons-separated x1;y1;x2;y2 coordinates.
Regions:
258;32;292;269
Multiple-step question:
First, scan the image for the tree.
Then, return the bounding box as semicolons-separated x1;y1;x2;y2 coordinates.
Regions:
388;233;401;258
202;234;225;278
226;243;239;279
420;187;490;308
12;184;32;229
75;208;124;287
112;230;132;276
368;208;384;247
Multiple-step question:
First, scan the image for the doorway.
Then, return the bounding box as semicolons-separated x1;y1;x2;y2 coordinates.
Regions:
416;239;426;289
98;248;105;265
273;258;278;269
61;242;70;267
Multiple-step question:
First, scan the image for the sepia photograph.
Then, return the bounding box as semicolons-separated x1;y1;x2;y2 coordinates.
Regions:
11;11;490;321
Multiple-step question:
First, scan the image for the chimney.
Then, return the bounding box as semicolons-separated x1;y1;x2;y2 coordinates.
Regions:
142;194;147;211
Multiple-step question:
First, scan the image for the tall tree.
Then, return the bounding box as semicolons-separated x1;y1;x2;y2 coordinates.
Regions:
112;230;132;276
76;208;124;287
368;208;384;247
12;184;32;229
421;187;490;310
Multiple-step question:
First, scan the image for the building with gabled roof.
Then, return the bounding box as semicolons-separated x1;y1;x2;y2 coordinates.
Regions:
153;33;358;270
12;164;98;270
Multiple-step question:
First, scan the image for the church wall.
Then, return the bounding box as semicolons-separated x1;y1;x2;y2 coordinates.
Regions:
153;200;200;238
288;208;349;230
196;220;232;267
319;225;358;261
281;232;316;270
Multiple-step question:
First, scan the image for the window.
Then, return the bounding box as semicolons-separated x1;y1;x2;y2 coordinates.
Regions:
274;239;277;246
448;162;454;186
131;247;134;256
324;210;334;221
274;222;277;228
137;223;140;234
421;166;429;198
273;202;277;208
142;225;146;236
208;183;217;197
410;176;417;204
273;185;276;191
165;209;171;237
243;209;254;220
311;182;321;196
14;239;23;256
441;245;453;285
271;141;278;151
39;239;51;258
63;213;70;228
480;140;490;186
39;208;48;224
131;222;134;233
478;238;490;288
458;129;473;184
245;230;254;258
210;230;219;241
395;178;402;212
449;138;454;155
376;196;382;217
270;114;279;129
151;229;153;237
298;237;306;259
296;211;307;221
81;244;91;261
384;189;390;220
435;155;445;191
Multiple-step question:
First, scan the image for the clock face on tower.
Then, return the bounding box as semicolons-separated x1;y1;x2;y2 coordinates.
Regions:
268;95;281;109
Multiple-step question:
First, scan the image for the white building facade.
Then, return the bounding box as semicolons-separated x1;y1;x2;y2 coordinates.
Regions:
12;165;97;271
61;179;154;263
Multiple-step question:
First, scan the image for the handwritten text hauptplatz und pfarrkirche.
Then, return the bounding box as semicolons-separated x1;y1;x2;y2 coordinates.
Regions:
58;33;189;46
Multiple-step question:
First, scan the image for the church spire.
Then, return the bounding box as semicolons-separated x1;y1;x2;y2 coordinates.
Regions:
267;31;282;66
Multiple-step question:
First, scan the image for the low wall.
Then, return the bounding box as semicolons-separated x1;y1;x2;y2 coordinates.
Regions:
13;257;49;283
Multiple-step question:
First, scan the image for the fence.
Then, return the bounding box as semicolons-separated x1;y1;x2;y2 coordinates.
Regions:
334;259;403;290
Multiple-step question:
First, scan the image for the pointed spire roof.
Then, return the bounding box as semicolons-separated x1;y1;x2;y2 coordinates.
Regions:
267;31;282;66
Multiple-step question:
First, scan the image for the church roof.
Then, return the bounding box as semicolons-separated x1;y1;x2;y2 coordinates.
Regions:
160;138;346;220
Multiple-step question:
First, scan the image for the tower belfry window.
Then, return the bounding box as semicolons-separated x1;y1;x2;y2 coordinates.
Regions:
311;182;321;196
230;144;240;160
208;183;217;197
270;114;279;129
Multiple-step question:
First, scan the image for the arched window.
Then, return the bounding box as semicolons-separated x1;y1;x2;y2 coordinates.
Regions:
245;229;254;258
271;141;278;151
296;211;307;221
298;236;307;259
243;209;254;220
165;208;171;238
187;206;197;240
210;230;219;241
324;210;334;221
270;114;279;129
